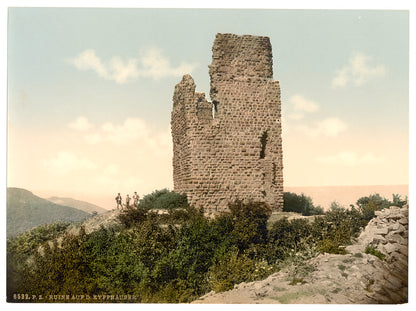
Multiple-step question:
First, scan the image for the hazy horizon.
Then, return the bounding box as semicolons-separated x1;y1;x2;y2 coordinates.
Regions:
15;183;407;211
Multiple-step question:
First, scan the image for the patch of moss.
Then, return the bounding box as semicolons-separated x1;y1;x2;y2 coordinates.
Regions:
365;245;386;261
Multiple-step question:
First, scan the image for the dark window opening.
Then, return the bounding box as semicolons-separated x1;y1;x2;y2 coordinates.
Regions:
212;100;218;113
260;130;268;159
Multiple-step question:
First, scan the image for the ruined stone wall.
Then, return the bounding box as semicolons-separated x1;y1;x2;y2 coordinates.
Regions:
171;33;283;214
345;205;408;303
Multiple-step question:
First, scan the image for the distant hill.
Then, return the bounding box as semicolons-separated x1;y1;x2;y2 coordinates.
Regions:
47;196;107;214
7;188;91;238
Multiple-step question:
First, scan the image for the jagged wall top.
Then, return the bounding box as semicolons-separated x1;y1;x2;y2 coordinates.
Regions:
209;33;273;81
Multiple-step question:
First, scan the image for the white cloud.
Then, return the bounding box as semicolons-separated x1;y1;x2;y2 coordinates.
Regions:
137;48;198;80
298;117;348;138
44;151;97;175
316;151;385;167
70;48;198;83
84;118;172;158
100;118;152;144
332;52;386;88
71;49;139;84
286;94;319;121
68;116;93;131
290;94;320;113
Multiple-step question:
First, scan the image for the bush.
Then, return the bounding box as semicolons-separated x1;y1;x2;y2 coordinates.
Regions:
117;205;149;228
208;251;257;292
355;193;391;225
283;192;324;216
228;200;271;252
139;189;188;210
365;244;386;261
314;205;362;254
268;218;315;259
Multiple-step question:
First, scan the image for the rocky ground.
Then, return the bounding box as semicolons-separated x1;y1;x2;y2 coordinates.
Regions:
67;209;121;235
193;205;409;304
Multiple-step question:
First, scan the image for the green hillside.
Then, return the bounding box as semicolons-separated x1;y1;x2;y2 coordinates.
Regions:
47;196;107;214
7;188;91;238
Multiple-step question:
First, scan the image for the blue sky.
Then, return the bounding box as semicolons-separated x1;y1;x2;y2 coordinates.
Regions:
6;7;409;207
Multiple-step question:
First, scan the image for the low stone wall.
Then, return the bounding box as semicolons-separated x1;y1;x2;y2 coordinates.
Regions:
346;204;408;303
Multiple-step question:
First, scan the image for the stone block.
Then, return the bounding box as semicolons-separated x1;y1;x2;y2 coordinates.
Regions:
383;243;398;254
375;227;388;235
396;245;408;256
398;217;408;225
372;234;387;244
385;233;407;245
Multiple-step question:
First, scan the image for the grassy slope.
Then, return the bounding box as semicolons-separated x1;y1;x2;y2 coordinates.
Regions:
7;188;91;238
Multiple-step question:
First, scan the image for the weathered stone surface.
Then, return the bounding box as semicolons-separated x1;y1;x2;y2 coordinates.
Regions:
375;227;388;235
398;217;408;225
171;33;283;214
385;233;407;245
372;234;387;244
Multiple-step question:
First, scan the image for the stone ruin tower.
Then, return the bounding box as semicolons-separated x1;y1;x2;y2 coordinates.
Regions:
171;33;283;214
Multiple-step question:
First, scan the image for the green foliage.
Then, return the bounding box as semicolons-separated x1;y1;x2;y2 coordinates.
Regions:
117;205;149;228
283;192;324;216
208;251;257;292
365;244;386;261
391;193;407;208
7;222;71;298
355;193;391;225
228;200;271;252
139;189;189;210
315;205;362;254
268;218;315;260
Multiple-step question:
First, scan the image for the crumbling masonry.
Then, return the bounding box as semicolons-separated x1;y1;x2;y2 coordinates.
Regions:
171;33;283;214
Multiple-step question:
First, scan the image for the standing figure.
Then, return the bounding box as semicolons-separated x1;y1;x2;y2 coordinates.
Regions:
115;193;123;210
125;194;131;208
133;192;139;207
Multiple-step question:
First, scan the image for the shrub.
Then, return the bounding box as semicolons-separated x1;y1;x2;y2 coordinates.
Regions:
365;244;386;261
313;206;362;254
228;200;271;252
317;238;347;254
283;192;323;216
391;194;407;208
268;218;315;259
355;193;391;225
208;251;257;292
117;205;148;228
139;189;188;210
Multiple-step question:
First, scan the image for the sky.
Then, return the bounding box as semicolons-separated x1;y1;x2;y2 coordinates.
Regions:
6;5;410;208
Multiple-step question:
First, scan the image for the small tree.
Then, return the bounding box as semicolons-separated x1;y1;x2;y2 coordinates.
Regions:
228;200;272;252
355;193;390;225
283;192;323;216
